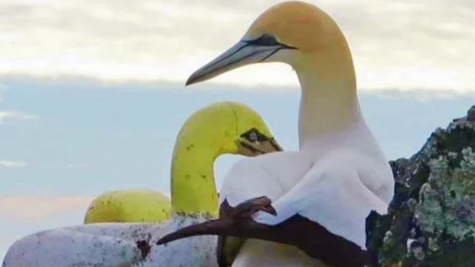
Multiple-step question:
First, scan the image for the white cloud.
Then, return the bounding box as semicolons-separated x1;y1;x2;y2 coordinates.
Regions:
0;0;473;92
0;196;94;221
0;161;27;168
0;111;38;123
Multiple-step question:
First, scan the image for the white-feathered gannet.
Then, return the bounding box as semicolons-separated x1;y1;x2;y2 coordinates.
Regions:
156;2;395;267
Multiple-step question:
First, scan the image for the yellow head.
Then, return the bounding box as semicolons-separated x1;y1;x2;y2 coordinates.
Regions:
173;101;282;158
171;101;282;216
186;1;352;85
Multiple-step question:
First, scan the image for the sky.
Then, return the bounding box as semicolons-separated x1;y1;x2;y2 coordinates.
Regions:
0;0;475;260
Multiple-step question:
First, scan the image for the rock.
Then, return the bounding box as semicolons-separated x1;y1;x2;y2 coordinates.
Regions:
367;105;475;267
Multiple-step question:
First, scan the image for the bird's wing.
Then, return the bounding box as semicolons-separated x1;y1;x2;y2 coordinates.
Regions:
216;151;311;266
2;223;164;267
219;151;312;206
253;156;389;249
155;153;390;267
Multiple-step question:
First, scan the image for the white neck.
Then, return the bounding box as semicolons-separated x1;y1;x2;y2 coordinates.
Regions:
295;49;362;149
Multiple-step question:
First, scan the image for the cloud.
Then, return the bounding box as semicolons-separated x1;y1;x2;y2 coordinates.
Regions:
0;161;27;168
0;196;94;221
0;111;38;123
0;0;474;92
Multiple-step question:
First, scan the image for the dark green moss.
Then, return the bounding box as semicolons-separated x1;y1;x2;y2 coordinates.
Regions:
368;105;475;267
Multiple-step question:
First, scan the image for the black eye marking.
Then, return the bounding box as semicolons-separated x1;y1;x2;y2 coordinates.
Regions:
240;128;269;142
244;34;297;50
248;34;279;46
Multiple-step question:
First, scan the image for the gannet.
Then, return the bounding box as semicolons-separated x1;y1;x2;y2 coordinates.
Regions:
155;1;395;267
2;101;283;267
84;189;171;223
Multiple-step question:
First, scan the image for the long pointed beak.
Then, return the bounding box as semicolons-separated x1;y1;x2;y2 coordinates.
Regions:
267;138;283;152
186;41;284;86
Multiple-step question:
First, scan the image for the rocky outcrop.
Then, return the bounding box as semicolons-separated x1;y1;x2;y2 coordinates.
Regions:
367;106;475;267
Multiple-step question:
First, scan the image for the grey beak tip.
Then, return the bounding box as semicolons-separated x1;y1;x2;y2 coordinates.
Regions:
185;78;193;87
185;74;200;87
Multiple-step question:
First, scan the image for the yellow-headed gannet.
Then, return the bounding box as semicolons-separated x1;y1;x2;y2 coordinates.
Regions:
156;2;395;267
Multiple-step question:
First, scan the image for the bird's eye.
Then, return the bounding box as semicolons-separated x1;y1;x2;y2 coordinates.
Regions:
248;131;258;142
240;128;267;143
258;34;279;46
243;34;297;50
247;34;279;46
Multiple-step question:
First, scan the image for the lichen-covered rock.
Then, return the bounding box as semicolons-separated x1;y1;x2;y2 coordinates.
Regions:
367;105;475;267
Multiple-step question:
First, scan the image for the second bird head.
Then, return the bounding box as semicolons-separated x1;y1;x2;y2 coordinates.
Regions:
174;101;283;158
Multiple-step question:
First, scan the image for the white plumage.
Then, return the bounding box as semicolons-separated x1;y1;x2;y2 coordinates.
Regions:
221;119;393;249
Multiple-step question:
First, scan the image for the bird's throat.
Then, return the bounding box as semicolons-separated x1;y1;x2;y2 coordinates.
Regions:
295;49;361;148
170;138;219;217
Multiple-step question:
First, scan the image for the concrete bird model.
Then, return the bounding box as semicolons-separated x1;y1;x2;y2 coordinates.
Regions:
84;101;281;225
84;189;171;224
2;101;282;267
156;2;395;267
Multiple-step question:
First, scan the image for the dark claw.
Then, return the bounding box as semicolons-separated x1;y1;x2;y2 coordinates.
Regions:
154;196;276;246
230;196;277;218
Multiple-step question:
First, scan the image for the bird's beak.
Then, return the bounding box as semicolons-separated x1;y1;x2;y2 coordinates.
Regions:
186;41;287;86
237;138;283;157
